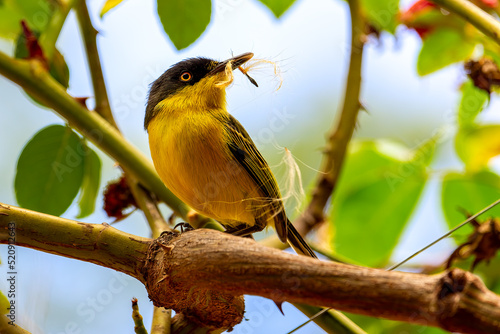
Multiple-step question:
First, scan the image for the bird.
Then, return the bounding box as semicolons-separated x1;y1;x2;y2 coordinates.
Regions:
144;52;316;258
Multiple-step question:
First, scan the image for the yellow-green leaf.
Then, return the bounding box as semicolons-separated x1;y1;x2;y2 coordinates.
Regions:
455;125;500;171
330;139;433;267
361;0;399;33
458;79;488;128
0;0;57;39
100;0;126;18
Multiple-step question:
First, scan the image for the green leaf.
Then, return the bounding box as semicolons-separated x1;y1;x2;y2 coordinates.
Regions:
14;28;41;59
0;291;9;314
441;170;500;239
77;146;101;218
49;49;70;88
330;140;432;267
455;125;500;171
417;28;476;76
361;0;399;33
257;0;296;18
0;0;57;39
100;0;126;17
157;0;211;50
458;79;488;128
15;125;85;216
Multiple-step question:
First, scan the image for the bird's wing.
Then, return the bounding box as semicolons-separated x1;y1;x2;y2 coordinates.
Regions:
224;114;288;242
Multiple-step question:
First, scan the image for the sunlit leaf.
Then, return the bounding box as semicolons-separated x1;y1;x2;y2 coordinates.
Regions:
100;0;126;17
361;0;399;33
455;125;500;171
330;139;433;267
257;0;296;18
157;0;211;50
441;170;500;239
15;125;85;216
458;79;488;128
417;28;476;76
77;145;101;218
49;49;70;88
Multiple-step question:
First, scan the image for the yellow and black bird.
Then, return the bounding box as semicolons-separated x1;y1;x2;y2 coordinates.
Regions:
145;52;316;258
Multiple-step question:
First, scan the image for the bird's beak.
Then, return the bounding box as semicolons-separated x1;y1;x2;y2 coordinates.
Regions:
209;52;254;75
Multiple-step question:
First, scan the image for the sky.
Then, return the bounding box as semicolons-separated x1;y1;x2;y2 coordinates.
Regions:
1;0;499;333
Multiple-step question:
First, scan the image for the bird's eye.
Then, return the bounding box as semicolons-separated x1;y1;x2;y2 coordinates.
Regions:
180;72;192;81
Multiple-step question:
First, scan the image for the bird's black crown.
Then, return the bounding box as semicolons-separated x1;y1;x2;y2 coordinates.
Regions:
144;57;218;129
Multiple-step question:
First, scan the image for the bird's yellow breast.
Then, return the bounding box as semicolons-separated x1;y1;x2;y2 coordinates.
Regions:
147;107;258;226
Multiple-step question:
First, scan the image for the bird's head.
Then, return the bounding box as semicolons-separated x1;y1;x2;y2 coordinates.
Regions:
144;52;254;130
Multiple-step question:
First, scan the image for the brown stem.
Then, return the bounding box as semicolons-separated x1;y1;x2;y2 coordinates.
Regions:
292;0;366;234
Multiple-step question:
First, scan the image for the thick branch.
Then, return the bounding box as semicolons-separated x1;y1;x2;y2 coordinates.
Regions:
143;229;500;333
0;315;30;334
293;0;365;234
432;0;500;46
1;203;499;333
0;203;149;279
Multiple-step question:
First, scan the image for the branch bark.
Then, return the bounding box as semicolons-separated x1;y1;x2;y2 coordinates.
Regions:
1;203;499;333
0;203;149;279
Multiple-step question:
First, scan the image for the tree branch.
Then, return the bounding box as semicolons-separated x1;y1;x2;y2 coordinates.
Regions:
75;0;116;126
293;0;365;234
39;0;75;60
431;0;500;46
2;203;498;333
0;203;149;279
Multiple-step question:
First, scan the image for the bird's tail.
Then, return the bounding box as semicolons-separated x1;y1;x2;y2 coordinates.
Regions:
286;220;317;259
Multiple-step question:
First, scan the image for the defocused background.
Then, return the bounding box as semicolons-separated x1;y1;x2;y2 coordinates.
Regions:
1;0;499;333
